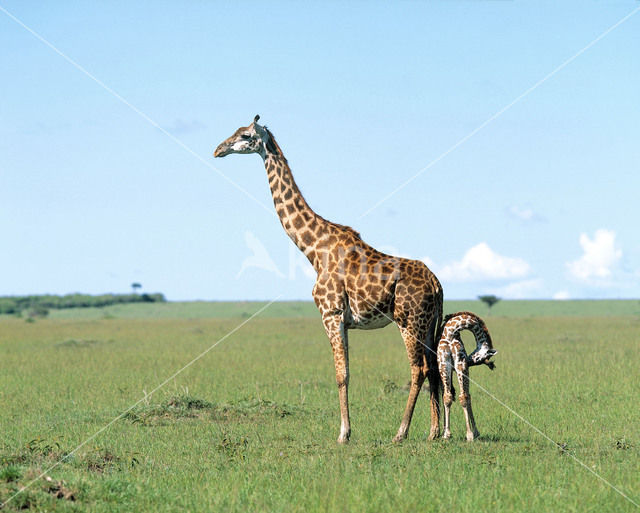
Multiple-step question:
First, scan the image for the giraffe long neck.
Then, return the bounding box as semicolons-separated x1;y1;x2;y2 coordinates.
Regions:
444;312;493;351
262;148;326;266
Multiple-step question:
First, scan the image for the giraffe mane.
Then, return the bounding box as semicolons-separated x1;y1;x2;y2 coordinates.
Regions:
263;125;361;240
442;312;458;324
263;127;287;162
334;223;361;239
442;311;491;339
443;311;479;324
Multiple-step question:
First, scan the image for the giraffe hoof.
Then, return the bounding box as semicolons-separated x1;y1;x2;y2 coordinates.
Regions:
427;430;441;441
443;432;451;440
392;434;406;443
466;432;480;441
337;430;351;444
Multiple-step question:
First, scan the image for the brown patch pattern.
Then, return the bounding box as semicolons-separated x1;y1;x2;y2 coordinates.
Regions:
215;117;445;443
437;311;497;441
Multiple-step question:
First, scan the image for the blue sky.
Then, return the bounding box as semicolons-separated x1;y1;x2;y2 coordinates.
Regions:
1;1;638;301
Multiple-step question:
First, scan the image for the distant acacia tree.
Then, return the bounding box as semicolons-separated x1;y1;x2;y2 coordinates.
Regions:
131;282;142;294
478;295;501;311
28;305;49;319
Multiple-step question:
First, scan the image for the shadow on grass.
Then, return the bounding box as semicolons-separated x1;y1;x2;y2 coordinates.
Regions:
55;338;113;348
474;433;527;443
124;393;304;426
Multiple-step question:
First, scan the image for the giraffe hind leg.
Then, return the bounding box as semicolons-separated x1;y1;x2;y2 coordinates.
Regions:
392;361;427;442
393;326;427;442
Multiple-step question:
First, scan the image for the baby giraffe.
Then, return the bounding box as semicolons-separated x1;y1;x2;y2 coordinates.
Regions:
437;311;497;441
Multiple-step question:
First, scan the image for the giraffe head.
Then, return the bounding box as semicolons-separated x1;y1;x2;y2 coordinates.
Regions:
467;329;498;369
214;115;271;159
468;346;497;369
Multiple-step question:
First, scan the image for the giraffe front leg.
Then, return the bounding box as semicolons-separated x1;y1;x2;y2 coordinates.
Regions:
457;360;480;441
323;313;351;444
439;349;454;439
332;335;350;443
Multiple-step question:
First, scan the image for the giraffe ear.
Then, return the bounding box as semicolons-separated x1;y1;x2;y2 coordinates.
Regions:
253;115;267;136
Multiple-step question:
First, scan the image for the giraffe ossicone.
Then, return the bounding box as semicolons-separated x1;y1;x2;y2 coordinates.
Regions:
214;116;444;443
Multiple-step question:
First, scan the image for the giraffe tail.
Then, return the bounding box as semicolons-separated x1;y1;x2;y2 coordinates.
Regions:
428;288;445;402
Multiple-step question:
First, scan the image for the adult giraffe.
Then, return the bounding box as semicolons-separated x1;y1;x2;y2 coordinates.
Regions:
214;115;443;443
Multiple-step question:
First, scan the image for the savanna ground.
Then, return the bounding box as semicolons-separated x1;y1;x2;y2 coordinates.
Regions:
1;300;639;512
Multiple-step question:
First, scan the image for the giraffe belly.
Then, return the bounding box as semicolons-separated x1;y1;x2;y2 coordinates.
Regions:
351;313;393;330
344;301;394;330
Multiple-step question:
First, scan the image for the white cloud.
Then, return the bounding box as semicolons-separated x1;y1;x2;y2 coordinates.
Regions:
438;243;531;282
508;205;534;221
553;290;570;300
567;229;622;282
506;205;545;223
491;279;543;299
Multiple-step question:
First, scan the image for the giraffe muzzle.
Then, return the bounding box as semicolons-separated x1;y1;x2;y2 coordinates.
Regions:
214;143;230;158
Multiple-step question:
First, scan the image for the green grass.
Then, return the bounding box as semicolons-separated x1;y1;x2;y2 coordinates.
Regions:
43;300;321;320
1;301;639;512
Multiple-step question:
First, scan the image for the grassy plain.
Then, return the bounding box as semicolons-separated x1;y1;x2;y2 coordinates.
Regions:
1;301;639;512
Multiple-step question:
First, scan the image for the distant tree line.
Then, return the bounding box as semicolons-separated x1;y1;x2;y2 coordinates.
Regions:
0;293;166;315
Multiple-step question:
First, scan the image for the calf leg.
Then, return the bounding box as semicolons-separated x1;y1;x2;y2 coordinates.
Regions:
457;359;480;441
439;348;454;439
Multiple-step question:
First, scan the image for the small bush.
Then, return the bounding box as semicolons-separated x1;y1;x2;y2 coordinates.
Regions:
28;305;49;319
0;465;22;482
